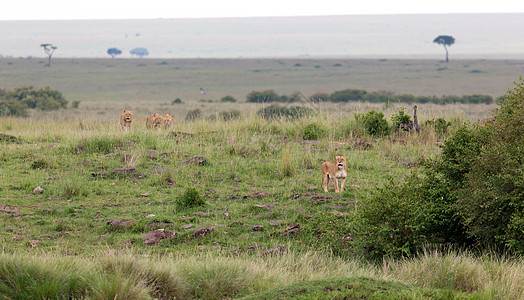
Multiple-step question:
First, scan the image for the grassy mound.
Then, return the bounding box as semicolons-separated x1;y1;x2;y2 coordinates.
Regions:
240;277;465;300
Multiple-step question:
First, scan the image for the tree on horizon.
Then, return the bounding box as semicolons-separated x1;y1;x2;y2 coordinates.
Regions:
433;35;455;63
107;48;122;59
40;43;57;66
130;48;149;58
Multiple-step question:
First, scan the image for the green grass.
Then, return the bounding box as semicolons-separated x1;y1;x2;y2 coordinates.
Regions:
0;106;522;298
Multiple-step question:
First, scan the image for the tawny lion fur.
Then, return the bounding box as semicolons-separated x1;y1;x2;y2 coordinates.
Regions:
146;113;163;130
120;110;133;131
321;155;348;193
163;113;173;129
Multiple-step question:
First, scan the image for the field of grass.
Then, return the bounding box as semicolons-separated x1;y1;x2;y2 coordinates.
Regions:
2;58;523;104
1;58;523;298
1;110;523;298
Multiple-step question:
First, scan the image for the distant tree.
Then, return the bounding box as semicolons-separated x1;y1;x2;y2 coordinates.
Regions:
130;48;149;58
40;43;57;66
107;48;122;59
433;35;455;63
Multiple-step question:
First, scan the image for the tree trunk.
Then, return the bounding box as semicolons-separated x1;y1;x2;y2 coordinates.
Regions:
444;45;449;63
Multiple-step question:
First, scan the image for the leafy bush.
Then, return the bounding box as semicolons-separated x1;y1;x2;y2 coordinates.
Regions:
452;76;524;253
186;109;201;121
354;110;389;137
176;187;205;209
302;122;324;140
0;86;68;117
172;98;183;104
330;89;367;102
390;107;412;130
424;118;451;137
218;110;242;121
308;92;330;103
220;95;237;103
246;90;282;103
353;174;465;259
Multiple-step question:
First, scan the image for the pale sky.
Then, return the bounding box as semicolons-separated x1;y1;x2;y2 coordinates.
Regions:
2;0;524;20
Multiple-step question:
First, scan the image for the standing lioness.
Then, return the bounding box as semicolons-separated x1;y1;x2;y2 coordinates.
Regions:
321;155;348;193
120;110;133;131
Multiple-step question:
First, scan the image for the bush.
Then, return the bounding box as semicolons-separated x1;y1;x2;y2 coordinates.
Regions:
354;110;389;137
186;109;201;121
71;100;80;109
390;107;412;130
246;90;282;103
172;98;183;104
218;110;242;121
453;76;524;253
309;92;330;103
176;187;205;209
424;118;451;137
299;212;351;255
220;95;237;103
302;122;324;140
0;86;68;117
330;89;367;102
353;174;465;259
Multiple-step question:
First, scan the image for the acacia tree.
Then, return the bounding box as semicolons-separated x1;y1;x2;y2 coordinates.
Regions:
433;35;455;63
40;43;57;66
130;47;149;58
107;48;122;59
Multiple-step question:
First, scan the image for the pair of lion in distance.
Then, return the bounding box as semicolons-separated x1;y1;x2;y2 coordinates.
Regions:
120;110;173;131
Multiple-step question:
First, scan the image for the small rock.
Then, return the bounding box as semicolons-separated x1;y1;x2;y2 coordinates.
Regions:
29;240;41;247
140;193;150;197
33;186;44;194
143;229;175;245
193;226;214;237
285;224;300;234
12;236;23;241
252;224;263;231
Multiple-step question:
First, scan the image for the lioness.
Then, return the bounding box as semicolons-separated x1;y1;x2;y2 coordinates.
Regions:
146;113;163;130
163;113;173;129
120;110;133;131
321;155;348;193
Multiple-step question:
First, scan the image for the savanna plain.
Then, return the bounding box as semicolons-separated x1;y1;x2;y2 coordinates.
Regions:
0;57;523;299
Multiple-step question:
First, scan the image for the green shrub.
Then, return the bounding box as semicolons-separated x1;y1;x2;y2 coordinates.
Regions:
330;89;367;102
354;110;389;137
302;122;324;140
0;86;68;116
219;110;242;121
176;187;205;209
186;108;201;121
390;107;412;130
71;100;80;109
246;90;282;103
453;76;524;253
308;92;330;103
353;174;464;259
220;95;237;103
424;118;451;137
172;98;183;104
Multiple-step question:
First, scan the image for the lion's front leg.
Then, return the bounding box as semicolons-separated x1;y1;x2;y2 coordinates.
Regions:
340;178;346;192
334;177;340;193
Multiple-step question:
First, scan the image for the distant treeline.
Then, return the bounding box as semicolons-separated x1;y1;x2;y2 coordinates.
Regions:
246;89;496;104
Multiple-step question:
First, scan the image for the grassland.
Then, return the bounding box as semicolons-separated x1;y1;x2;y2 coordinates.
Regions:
0;58;523;298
